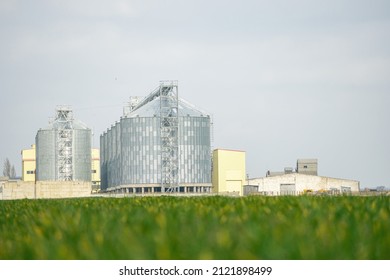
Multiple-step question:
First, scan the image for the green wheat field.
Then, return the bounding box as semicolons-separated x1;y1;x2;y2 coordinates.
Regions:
0;196;389;260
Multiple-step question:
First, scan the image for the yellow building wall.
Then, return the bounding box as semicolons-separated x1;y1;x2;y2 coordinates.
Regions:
21;145;36;182
91;148;101;187
212;149;246;196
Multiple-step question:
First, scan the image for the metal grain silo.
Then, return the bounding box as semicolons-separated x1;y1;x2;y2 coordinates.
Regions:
72;127;92;181
36;106;92;182
100;81;212;193
35;129;56;180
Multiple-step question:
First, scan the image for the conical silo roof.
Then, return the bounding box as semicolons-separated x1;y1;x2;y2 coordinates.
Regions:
125;96;209;118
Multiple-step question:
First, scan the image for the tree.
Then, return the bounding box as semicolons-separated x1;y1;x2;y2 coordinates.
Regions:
11;165;16;179
3;158;11;177
3;158;16;179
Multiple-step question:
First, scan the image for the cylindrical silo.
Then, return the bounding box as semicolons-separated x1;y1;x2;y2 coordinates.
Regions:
100;82;212;193
73;128;92;181
36;129;56;181
36;106;92;182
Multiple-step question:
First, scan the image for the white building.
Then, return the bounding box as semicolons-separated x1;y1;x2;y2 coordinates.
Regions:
246;159;360;195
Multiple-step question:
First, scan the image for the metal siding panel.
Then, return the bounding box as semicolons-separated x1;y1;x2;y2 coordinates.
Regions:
73;129;92;181
36;129;56;181
101;111;211;188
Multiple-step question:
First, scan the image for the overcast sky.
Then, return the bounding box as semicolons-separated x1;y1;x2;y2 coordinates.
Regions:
1;0;389;189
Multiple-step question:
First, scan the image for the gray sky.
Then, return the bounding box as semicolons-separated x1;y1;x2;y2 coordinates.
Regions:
1;0;389;189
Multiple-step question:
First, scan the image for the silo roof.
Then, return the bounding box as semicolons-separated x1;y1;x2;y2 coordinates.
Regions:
71;119;91;130
126;96;209;118
41;119;90;130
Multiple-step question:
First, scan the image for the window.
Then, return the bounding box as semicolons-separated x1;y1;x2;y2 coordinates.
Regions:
92;170;97;174
303;165;308;168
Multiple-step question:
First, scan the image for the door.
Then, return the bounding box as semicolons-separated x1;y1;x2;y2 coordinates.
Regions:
280;184;296;195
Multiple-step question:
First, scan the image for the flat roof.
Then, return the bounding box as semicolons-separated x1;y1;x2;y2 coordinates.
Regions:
249;172;359;183
214;148;245;153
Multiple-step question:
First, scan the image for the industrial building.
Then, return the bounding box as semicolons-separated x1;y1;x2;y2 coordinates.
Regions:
247;159;360;195
100;81;212;194
21;144;36;182
1;106;99;200
91;148;101;191
36;106;92;182
212;149;246;196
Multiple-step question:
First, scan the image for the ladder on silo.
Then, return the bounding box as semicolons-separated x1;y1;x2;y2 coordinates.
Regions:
55;106;74;181
159;81;179;192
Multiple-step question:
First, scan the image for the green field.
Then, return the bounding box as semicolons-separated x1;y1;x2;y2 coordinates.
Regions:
0;196;389;259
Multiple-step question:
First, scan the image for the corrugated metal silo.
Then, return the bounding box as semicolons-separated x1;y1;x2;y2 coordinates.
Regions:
73;128;92;181
36;106;92;182
36;129;56;180
100;81;212;193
